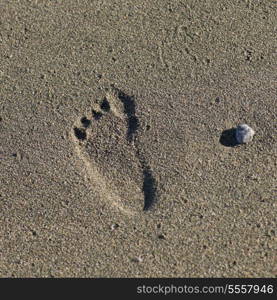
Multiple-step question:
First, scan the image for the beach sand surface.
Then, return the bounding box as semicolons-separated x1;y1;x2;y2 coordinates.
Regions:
0;0;276;277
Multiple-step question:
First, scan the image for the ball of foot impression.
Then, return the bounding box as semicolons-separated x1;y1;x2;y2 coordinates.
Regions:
235;124;255;144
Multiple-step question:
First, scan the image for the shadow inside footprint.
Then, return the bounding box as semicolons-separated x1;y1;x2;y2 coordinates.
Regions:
220;128;239;147
128;116;139;141
74;127;86;140
81;117;91;128
92;110;103;120
100;98;111;112
115;89;140;142
142;167;157;211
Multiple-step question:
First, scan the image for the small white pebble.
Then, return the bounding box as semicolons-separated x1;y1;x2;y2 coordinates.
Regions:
111;223;119;231
132;256;143;263
235;124;255;144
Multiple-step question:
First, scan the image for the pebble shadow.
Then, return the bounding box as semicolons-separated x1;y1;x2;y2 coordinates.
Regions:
219;128;239;147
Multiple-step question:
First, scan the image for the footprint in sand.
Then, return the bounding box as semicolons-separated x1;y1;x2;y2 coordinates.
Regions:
71;88;157;215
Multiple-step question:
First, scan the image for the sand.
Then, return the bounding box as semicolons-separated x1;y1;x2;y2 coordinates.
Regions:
0;0;276;277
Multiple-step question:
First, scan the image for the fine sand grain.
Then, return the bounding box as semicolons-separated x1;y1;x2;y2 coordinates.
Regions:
0;0;276;277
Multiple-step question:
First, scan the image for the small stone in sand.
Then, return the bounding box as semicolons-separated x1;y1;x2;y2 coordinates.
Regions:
132;256;143;263
111;223;119;231
235;124;255;144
